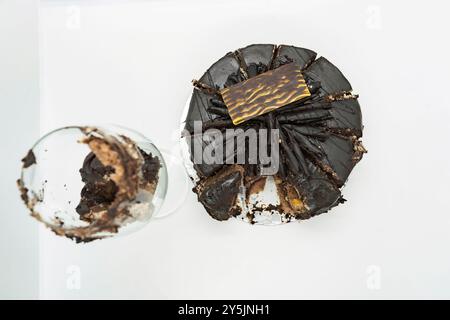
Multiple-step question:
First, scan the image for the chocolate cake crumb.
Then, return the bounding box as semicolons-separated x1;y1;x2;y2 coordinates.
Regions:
139;147;161;185
21;150;36;168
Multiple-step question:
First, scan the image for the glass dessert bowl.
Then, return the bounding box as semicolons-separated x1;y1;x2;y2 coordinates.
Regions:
18;125;167;242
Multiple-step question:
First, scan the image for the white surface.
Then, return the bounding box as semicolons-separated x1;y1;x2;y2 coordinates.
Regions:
0;0;40;299
12;0;450;298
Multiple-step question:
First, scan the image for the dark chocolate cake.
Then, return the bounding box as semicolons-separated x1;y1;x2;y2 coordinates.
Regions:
183;44;366;223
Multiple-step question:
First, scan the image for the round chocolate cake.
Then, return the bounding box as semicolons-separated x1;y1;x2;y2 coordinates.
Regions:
183;44;366;224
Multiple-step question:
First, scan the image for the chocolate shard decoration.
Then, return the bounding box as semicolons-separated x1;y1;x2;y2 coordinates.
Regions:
220;63;311;125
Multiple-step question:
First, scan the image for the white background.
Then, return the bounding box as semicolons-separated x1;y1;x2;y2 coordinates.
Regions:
2;0;450;299
0;0;39;299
